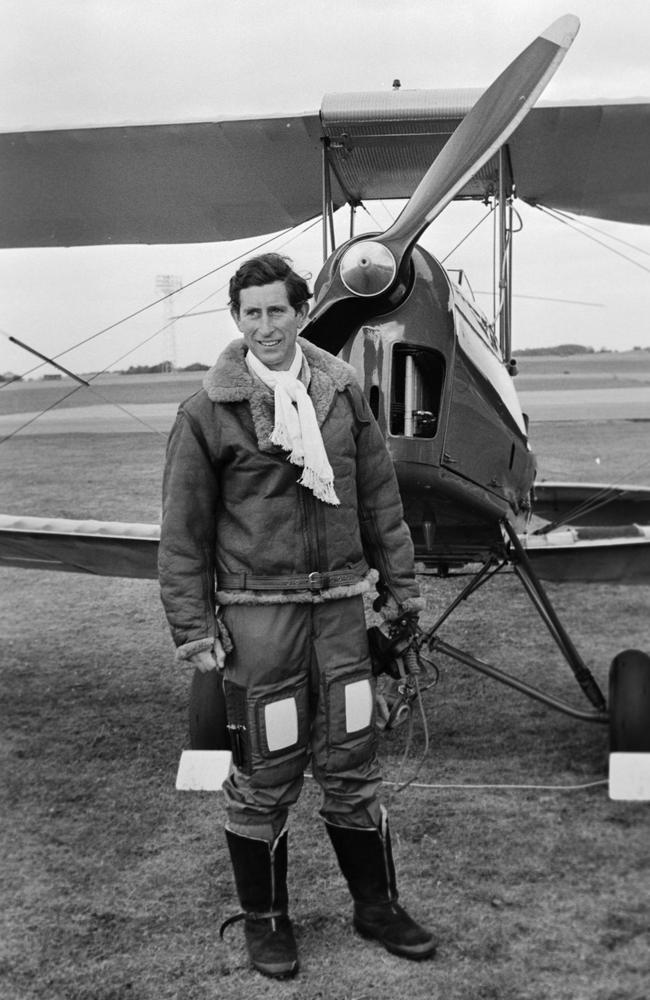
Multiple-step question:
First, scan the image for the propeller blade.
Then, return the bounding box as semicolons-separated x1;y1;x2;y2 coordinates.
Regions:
304;14;580;338
382;14;580;265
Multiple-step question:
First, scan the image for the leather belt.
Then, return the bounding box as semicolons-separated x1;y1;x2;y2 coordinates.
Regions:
218;560;368;592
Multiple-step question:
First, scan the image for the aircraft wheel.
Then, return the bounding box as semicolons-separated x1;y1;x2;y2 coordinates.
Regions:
189;666;230;750
609;649;650;752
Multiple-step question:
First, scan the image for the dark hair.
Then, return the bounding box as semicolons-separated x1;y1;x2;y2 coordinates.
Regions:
228;253;312;315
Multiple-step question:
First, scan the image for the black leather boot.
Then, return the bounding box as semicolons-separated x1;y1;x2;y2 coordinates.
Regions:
220;828;298;979
325;810;437;960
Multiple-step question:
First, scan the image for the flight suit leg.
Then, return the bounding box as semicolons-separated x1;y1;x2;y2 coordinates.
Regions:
309;596;383;829
220;602;312;841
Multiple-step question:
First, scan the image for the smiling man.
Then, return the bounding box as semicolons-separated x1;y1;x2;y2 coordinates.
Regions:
158;253;434;979
234;276;308;372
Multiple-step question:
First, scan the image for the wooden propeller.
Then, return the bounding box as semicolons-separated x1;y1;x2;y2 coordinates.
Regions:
305;14;580;334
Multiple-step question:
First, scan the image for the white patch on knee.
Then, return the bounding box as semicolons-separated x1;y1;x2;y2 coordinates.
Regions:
344;679;373;733
265;697;299;751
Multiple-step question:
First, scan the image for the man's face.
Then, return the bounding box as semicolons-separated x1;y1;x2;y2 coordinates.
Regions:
233;281;308;371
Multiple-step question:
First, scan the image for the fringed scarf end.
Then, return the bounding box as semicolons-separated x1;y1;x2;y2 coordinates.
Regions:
299;467;340;506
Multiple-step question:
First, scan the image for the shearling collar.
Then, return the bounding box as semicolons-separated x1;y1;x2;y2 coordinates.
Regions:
203;337;358;451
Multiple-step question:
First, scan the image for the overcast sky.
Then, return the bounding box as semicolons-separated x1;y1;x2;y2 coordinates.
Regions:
1;0;649;376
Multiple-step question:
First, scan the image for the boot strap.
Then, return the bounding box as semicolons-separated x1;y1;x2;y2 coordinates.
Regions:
219;908;285;939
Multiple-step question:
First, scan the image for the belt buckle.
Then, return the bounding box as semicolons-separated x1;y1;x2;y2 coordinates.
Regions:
308;571;325;591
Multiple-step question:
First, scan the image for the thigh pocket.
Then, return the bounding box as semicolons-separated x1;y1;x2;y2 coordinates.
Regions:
325;665;377;772
224;675;310;786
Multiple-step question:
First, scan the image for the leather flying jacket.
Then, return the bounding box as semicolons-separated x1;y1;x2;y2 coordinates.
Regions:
158;337;422;658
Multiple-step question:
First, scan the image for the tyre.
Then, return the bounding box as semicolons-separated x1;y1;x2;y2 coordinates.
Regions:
189;666;230;750
609;649;650;752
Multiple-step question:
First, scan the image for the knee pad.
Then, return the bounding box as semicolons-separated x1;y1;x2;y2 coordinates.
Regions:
320;664;378;773
224;675;310;787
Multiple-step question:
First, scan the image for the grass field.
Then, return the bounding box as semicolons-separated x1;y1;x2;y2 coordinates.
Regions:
1;365;649;999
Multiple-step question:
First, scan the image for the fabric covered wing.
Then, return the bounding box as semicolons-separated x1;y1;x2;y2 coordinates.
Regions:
0;515;159;577
322;93;650;225
523;528;650;584
509;99;650;224
1;96;649;249
523;482;650;584
0;114;328;247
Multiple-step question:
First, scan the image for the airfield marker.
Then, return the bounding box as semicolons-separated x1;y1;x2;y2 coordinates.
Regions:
175;750;232;790
608;753;650;800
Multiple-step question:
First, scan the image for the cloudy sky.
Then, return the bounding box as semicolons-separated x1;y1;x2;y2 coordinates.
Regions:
1;0;649;375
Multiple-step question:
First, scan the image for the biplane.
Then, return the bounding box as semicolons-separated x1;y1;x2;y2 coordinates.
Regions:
1;14;649;783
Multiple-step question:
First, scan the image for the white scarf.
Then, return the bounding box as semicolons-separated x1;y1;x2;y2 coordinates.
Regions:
246;345;340;506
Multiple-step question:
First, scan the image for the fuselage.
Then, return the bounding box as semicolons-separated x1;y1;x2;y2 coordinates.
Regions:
334;246;537;568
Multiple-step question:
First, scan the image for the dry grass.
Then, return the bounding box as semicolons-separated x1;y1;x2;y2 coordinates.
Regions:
1;381;649;999
2;566;648;1000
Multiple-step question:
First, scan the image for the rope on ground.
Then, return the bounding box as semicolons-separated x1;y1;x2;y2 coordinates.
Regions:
382;777;609;791
304;773;609;792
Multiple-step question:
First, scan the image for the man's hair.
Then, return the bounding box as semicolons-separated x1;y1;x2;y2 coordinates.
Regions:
228;253;312;315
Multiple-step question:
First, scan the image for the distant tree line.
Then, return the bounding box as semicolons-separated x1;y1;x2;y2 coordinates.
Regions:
516;344;597;357
120;362;209;374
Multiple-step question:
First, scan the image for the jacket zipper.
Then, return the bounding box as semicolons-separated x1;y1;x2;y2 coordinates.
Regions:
298;486;323;573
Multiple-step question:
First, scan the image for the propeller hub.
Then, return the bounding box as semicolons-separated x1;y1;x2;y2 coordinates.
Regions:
339;240;397;297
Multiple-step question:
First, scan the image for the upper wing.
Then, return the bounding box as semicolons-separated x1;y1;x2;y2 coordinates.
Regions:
510;99;650;224
0;113;328;247
320;92;650;226
1;95;649;249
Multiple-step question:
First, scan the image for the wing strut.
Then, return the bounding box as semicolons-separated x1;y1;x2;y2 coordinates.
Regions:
503;520;607;712
421;517;608;723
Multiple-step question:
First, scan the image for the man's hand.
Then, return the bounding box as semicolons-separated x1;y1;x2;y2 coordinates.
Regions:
378;593;402;623
190;638;226;672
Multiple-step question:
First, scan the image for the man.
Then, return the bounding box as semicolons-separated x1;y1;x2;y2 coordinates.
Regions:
158;253;436;978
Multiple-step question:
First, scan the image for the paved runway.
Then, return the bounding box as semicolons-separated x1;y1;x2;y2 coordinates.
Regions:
0;387;648;435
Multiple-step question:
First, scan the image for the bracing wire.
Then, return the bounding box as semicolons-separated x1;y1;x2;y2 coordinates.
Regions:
0;382;85;444
534;476;650;536
544;206;650;258
441;203;496;263
1;221;317;387
536;205;650;274
0;216;325;443
516;202;650;533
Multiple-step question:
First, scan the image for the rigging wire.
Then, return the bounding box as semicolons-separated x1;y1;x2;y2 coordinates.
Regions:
66;212;322;374
545;207;650;258
520;204;650;533
441;203;495;263
0;330;167;442
0;381;85;444
536;205;650;274
0;217;324;443
0;223;309;388
473;291;603;306
534;477;650;536
359;202;390;232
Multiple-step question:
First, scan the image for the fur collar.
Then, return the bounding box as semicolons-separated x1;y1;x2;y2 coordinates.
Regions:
203;338;357;451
